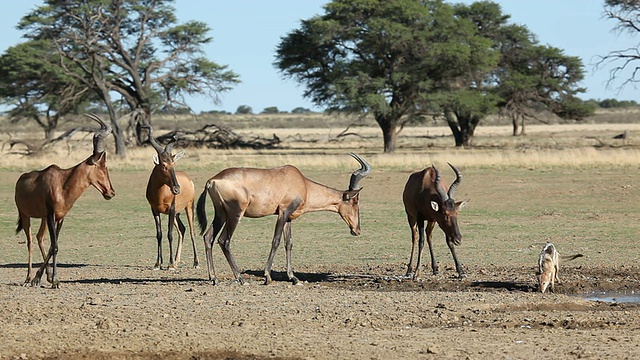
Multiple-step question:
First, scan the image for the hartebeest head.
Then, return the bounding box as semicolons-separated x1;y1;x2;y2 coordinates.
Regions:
84;113;115;200
147;126;184;195
431;163;465;245
339;153;372;236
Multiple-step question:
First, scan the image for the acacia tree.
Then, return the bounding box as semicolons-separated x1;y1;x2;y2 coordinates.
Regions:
0;40;90;140
276;0;593;150
599;0;640;91
275;0;496;153
493;26;593;136
442;2;592;144
18;0;239;156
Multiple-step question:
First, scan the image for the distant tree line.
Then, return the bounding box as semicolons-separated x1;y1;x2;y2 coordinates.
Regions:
196;99;640;116
589;99;639;109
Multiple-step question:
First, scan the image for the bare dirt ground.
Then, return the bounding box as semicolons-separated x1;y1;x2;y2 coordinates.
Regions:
1;262;639;360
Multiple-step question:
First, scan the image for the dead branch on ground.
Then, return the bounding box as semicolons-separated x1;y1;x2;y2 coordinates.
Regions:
154;123;281;149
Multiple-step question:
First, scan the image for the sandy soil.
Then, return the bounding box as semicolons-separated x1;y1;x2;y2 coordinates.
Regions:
1;262;639;360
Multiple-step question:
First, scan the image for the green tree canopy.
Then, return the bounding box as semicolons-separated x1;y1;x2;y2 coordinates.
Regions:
0;40;91;140
17;0;240;155
276;0;496;152
275;0;592;151
261;107;280;114
236;105;253;114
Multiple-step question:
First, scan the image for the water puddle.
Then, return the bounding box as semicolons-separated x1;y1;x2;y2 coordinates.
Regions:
578;291;640;303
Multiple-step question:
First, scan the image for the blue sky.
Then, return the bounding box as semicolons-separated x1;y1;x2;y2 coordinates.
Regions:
1;1;638;113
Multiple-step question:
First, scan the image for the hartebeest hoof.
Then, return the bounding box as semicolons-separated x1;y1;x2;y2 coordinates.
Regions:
290;276;301;285
51;280;60;289
192;261;200;269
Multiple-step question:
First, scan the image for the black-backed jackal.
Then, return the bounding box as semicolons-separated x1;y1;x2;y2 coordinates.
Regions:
538;242;584;293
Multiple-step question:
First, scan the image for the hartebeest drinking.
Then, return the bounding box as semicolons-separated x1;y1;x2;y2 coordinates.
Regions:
196;153;372;285
14;113;115;288
403;163;467;279
145;126;199;270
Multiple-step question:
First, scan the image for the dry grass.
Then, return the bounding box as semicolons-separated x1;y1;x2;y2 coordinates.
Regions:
2;122;640;172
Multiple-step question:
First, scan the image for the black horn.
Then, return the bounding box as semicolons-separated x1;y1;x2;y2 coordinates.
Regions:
348;153;372;191
433;165;449;201
447;163;462;199
164;136;178;155
145;125;165;154
84;113;112;154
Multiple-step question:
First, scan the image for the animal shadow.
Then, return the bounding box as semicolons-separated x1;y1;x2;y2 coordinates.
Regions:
243;270;335;283
470;280;533;292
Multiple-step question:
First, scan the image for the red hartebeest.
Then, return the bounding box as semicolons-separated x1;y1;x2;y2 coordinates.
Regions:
196;153;372;285
14;113;115;288
403;164;467;279
145;126;199;270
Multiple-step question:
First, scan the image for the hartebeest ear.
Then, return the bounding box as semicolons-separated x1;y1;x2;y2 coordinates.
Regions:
152;154;159;165
343;188;362;201
430;201;439;212
456;200;469;210
88;151;106;165
173;150;185;162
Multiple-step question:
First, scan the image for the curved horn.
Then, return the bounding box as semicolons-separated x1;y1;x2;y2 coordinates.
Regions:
447;163;462;199
84;113;112;154
145;125;164;154
164;136;177;154
433;165;449;201
348;153;372;191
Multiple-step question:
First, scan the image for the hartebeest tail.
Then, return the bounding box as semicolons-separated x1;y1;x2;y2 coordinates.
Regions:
145;126;200;270
403;163;467;279
196;153;371;285
14;113;115;288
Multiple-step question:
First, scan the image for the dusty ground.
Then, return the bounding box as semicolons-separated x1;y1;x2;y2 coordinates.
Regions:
1;262;639;360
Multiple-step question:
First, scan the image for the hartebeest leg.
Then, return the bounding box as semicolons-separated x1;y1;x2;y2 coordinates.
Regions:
35;220;53;283
33;218;63;287
446;237;464;278
152;212;163;270
174;214;186;267
405;214;418;278
203;214;224;284
283;221;299;285
20;215;34;286
425;221;438;276
184;204;200;268
166;206;178;270
264;199;301;285
218;213;244;284
38;212;60;288
413;218;426;279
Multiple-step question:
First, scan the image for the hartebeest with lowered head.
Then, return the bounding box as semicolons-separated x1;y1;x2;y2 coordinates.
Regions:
145;126;199;270
403;163;467;279
196;153;372;285
14;113;115;288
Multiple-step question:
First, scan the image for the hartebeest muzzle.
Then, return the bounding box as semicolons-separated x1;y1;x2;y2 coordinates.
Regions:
170;170;181;195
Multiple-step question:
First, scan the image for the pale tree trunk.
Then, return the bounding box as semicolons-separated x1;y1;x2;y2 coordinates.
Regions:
512;115;526;136
104;103;127;157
